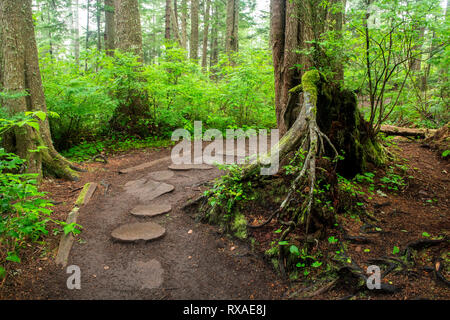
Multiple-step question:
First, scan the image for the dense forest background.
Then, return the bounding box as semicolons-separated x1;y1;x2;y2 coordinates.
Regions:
2;0;448;158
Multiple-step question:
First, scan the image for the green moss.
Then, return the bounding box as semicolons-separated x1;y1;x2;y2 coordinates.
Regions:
75;183;92;207
232;211;248;239
301;70;321;106
289;84;303;94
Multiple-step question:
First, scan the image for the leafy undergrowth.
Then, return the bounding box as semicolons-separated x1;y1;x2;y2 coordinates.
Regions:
0;115;75;284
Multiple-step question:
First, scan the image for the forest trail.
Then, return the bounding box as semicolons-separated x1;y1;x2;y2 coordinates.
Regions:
14;147;286;300
1;138;448;300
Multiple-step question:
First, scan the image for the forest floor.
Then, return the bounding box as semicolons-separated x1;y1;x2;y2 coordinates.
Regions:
0;137;448;300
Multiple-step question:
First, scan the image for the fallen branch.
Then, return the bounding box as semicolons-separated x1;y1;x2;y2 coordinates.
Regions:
380;125;436;138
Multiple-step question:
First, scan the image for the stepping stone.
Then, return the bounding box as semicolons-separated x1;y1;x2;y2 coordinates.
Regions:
130;204;172;217
124;178;174;201
111;222;165;242
147;170;174;181
168;163;213;171
112;259;164;290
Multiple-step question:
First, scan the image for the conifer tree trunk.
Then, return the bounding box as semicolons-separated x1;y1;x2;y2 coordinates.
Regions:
190;0;199;60
165;0;172;39
104;0;115;55
0;0;80;180
114;0;143;58
225;0;239;53
201;0;211;70
180;0;188;49
111;0;150;136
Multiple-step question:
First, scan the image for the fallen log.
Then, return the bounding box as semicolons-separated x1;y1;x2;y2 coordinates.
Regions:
380;125;437;138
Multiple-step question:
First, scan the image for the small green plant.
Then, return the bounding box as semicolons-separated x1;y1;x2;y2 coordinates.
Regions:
392;246;400;255
328;236;339;244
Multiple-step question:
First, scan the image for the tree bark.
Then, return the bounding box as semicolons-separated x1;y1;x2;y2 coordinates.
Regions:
165;0;172;40
180;0;188;49
225;0;239;53
114;0;143;59
104;0;115;55
170;0;182;44
201;0;211;70
209;1;219;69
190;0;199;60
96;0;102;51
0;0;79;180
110;0;150;136
72;0;80;63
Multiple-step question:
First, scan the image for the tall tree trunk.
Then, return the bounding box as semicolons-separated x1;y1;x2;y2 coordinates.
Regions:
225;0;239;53
171;0;181;44
190;0;199;60
328;0;345;82
104;0;115;55
0;0;79;180
201;0;211;70
85;0;90;71
180;0;188;49
269;0;381;168
165;0;172;39
111;0;149;136
114;0;143;58
209;1;219;69
96;0;102;51
73;0;80;64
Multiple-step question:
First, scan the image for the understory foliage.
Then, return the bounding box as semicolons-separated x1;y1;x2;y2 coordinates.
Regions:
0;114;57;280
40;47;276;152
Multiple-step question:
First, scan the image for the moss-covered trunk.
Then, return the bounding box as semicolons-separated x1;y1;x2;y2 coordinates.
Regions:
0;0;79;181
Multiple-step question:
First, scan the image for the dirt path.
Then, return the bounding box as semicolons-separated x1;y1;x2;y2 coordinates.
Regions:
21;149;285;300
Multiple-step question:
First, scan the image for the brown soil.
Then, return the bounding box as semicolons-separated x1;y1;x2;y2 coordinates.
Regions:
0;138;448;300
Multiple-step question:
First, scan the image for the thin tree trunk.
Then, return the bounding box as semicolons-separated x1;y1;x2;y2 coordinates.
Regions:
225;0;239;53
190;0;199;60
96;0;102;51
104;0;115;55
209;2;218;69
165;0;172;39
73;0;80;64
201;0;211;70
180;0;187;49
171;0;181;44
85;0;90;71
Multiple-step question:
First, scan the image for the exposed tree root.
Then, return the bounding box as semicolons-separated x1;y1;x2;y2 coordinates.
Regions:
403;238;447;262
434;258;450;288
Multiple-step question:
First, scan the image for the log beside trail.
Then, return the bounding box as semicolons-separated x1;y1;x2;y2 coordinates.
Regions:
380;125;437;138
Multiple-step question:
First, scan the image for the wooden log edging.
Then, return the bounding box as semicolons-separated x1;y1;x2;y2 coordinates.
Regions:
55;182;98;267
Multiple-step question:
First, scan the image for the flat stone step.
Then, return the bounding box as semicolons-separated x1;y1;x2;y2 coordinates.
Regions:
130;204;172;217
111;222;166;242
147;170;174;181
124;179;174;201
168;163;213;171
